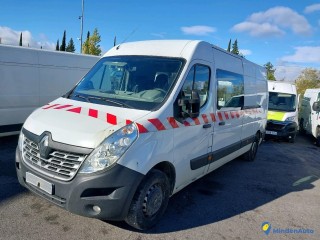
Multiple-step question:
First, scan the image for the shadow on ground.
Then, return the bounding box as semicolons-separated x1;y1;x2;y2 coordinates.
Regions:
108;134;320;233
0;135;26;202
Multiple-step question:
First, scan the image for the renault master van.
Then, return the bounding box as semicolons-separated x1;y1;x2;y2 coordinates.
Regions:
299;88;320;146
265;81;298;142
16;40;267;230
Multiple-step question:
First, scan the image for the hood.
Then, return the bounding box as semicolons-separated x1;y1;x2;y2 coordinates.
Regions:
267;110;285;121
23;98;150;148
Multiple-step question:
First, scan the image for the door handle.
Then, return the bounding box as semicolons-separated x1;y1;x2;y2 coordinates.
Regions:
203;123;212;129
219;121;225;126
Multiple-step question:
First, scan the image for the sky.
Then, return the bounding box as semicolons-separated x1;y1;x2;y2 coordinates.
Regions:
0;0;320;81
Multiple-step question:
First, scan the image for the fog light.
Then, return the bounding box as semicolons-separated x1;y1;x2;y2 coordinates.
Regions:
92;205;101;213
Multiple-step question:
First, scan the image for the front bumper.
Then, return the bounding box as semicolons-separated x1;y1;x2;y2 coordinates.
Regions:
16;147;144;221
265;120;298;140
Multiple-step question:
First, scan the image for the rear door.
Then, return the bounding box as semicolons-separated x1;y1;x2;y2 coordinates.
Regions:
208;69;244;172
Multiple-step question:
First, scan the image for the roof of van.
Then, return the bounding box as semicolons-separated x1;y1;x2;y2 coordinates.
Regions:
268;81;297;95
103;40;264;70
104;40;205;58
304;88;320;93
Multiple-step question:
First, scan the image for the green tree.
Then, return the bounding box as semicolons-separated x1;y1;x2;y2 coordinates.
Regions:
56;40;59;51
227;39;231;52
19;33;22;46
82;28;102;56
231;39;239;55
66;38;76;53
264;62;276;80
295;68;320;95
60;30;66;51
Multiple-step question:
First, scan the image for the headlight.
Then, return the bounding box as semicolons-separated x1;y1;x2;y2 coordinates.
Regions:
79;123;138;174
285;116;295;121
18;131;24;151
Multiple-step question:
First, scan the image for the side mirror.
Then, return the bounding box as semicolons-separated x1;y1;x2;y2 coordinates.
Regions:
312;101;320;112
178;90;200;118
189;90;200;118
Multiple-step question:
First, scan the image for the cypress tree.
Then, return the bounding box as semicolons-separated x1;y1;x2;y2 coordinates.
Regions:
56;40;59;51
227;39;231;52
60;30;66;51
19;33;22;46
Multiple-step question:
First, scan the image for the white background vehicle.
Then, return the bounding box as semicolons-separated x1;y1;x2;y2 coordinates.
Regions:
299;88;320;146
0;45;99;136
266;81;298;142
16;40;267;230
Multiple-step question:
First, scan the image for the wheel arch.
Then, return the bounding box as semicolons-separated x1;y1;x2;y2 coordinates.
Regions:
151;161;176;195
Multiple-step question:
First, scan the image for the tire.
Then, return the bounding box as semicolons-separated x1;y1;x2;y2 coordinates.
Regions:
125;169;170;230
316;127;320;147
299;120;306;135
243;134;259;162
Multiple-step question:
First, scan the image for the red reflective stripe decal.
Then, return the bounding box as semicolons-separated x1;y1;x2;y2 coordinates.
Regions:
224;112;229;120
202;114;209;123
148;118;166;131
183;121;191;126
217;112;223;121
167;117;179;128
136;123;149;133
230;111;236;119
67;107;82;113
54;104;72;109
126;120;133;125
236;111;240;118
107;113;117;125
89;109;98;118
192;118;200;125
210;113;216;122
42;104;59;109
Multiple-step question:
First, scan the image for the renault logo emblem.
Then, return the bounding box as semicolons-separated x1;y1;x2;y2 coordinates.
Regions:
39;135;50;158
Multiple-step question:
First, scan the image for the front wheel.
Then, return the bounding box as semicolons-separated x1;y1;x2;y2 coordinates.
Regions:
125;169;170;230
243;134;259;161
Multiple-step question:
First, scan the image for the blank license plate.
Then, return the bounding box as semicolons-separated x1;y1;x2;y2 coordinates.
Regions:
26;172;53;195
266;130;277;135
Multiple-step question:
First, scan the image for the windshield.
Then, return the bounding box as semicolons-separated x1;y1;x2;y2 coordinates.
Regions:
268;92;296;112
67;56;184;110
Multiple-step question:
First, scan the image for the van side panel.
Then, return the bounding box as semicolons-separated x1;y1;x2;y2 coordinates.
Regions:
0;45;99;136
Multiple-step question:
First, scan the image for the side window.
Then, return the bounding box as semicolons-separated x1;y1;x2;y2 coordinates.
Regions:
182;65;210;108
217;69;244;109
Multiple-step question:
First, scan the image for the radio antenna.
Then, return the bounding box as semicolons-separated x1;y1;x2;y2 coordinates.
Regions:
121;27;138;44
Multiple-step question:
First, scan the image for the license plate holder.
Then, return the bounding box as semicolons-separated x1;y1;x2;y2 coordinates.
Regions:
26;172;53;195
266;130;277;135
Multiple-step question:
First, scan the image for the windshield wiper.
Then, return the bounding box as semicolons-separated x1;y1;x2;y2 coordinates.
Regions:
88;96;133;109
74;94;91;102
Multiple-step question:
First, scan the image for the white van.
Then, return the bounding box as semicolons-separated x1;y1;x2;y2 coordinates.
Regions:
265;81;298;142
16;40;267;230
299;88;320;146
0;45;99;137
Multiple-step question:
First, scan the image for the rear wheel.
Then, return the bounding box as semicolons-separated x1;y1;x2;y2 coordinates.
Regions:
125;169;170;230
299;119;306;135
316;127;320;147
243;134;259;161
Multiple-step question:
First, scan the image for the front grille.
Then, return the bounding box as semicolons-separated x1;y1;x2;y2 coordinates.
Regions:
22;137;86;181
266;122;285;131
